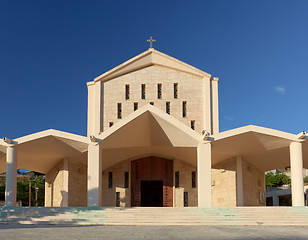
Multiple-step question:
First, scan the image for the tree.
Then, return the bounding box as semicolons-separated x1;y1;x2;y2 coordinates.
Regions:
265;172;291;188
0;171;45;206
304;176;308;185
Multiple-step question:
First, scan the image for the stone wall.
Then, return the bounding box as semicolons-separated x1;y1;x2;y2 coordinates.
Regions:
242;159;266;206
211;158;237;207
45;154;88;207
102;160;130;207
102;65;206;134
173;159;197;207
68;153;87;207
45;160;65;207
211;157;266;207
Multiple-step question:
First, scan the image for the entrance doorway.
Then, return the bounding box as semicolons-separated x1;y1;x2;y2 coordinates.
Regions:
141;181;163;207
131;157;173;207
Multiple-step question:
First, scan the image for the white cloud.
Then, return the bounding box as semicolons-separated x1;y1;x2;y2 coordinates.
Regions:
274;86;286;95
224;116;234;121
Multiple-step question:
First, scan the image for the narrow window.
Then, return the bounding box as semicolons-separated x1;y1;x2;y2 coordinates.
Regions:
175;171;179;188
108;172;113;188
184;192;188;207
174;83;178;99
141;84;146;99
117;103;122;119
109;122;114;127
191;120;195;130
134;102;138;111
124;172;129;188
116;192;120;207
192;171;196;188
150;102;154;105
182;101;187;118
166;102;170;114
125;84;130;100
157;83;162;99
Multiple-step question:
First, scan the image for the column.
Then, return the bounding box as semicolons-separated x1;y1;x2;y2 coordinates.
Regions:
236;156;244;206
211;77;219;135
203;77;211;134
290;142;304;206
197;142;212;207
5;146;17;207
62;158;69;207
87;143;102;207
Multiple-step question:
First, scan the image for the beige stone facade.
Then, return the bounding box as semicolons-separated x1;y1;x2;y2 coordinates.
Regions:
211;158;265;207
102;65;207;135
2;48;307;208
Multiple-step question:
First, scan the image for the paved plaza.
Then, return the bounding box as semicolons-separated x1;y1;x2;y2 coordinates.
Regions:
0;225;308;240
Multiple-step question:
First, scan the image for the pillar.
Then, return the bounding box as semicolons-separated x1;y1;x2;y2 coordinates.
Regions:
197;142;212;207
87;143;102;207
211;77;219;135
5;146;17;206
62;158;69;207
203;77;212;134
290;142;304;206
236;156;244;206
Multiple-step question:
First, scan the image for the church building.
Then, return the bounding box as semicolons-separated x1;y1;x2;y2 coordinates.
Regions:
1;48;307;208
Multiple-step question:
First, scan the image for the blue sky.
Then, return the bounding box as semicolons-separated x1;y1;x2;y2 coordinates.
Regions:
0;0;307;139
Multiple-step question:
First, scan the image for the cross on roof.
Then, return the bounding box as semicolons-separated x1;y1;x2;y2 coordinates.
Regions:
147;36;156;48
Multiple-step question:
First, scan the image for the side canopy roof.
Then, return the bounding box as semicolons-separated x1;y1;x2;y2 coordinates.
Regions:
211;125;308;171
0;130;89;174
91;48;211;83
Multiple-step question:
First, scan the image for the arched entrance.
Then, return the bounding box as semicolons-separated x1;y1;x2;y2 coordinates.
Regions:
131;156;173;207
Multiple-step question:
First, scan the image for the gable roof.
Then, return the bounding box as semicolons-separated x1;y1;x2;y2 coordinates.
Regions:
92;48;211;83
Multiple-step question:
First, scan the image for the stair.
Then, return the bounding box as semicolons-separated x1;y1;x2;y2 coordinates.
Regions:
1;207;308;226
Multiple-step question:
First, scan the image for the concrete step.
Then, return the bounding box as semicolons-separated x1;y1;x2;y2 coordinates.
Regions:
1;207;308;226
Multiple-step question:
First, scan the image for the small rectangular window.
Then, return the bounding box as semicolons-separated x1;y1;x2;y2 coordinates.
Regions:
182;101;187;118
191;121;195;130
166;102;170;114
108;172;113;188
117;103;122;119
116;192;120;207
141;84;146;99
184;192;188;207
150;102;154;105
124;172;129;188
134;102;138;111
157;83;162;99
109;122;114;127
174;83;178;99
175;171;179;188
192;171;196;188
125;84;130;100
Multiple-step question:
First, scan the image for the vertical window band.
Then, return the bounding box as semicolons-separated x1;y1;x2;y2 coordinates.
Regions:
108;172;113;188
157;83;162;99
192;171;196;188
124;172;129;188
175;171;179;188
117;103;122;119
166;102;170;114
182;101;187;118
141;84;146;99
125;84;130;100
191;120;195;130
134;102;138;111
174;83;178;99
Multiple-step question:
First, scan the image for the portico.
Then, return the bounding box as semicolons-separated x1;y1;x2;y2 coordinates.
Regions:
87;104;212;207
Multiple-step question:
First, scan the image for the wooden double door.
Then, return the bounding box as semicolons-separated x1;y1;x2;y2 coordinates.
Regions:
131;157;173;207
